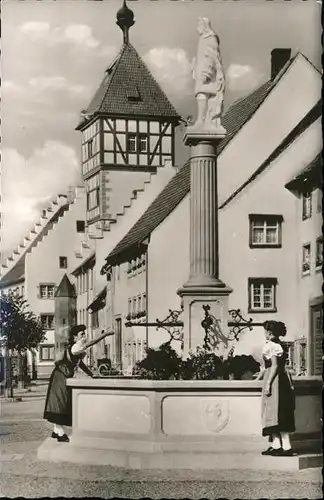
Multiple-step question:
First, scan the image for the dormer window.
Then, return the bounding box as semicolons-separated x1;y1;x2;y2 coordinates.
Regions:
126;84;142;102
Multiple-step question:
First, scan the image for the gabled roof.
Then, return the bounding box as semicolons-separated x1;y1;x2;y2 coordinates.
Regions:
101;80;276;269
221;99;322;208
87;286;107;312
102;89;321;271
285;153;322;192
0;204;69;288
55;274;76;298
71;252;96;276
76;43;180;130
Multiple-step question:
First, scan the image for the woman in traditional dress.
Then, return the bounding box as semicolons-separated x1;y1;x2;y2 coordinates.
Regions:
44;324;114;442
255;320;295;456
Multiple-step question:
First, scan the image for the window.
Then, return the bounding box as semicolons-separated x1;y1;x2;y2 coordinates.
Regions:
137;295;142;313
142;293;147;312
87;139;93;159
249;215;283;248
40;284;55;299
40;314;55;330
127;133;137;153
139;134;148;153
76;220;85;233
248;278;277;312
91;311;99;329
40;345;55;361
126;133;148;153
317;189;322;213
87;188;100;210
59;256;68;269
302;191;312;220
316;237;323;270
302;243;311;275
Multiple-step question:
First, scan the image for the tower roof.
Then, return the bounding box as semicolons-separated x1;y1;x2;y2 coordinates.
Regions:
76;43;180;130
55;274;76;298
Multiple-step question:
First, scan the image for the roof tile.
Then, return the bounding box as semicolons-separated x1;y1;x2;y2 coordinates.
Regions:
78;43;180;128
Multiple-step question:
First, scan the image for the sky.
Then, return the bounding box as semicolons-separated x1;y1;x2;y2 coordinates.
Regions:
0;0;321;258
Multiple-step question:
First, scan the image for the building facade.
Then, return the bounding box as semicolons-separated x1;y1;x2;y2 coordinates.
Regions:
100;50;322;374
0;3;321;381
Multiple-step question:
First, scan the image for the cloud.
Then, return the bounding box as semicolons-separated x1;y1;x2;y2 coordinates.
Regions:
1;141;81;252
19;22;100;50
2;76;90;106
226;63;265;92
28;76;86;95
143;47;193;97
64;25;99;49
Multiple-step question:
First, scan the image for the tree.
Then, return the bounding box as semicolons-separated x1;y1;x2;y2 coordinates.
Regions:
0;291;46;392
0;291;46;352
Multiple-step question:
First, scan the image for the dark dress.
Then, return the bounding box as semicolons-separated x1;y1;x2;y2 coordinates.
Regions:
43;346;83;426
261;340;295;436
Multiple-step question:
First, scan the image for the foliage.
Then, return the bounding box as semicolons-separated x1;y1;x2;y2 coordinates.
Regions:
133;342;182;380
0;291;46;353
181;346;226;380
225;354;260;380
133;342;260;381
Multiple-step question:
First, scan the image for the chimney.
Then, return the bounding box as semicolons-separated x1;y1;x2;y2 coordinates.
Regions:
271;48;292;81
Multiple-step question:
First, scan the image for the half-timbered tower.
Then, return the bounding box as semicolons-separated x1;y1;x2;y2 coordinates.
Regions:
76;1;180;235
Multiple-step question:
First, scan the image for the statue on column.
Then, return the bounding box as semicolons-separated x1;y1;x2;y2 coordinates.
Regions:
191;17;226;133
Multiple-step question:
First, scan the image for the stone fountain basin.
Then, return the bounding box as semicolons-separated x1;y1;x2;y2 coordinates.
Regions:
38;377;322;470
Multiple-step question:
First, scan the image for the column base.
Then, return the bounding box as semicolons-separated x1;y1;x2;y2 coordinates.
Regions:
180;275;232;290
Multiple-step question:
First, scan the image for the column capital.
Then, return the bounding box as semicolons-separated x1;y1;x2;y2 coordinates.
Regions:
183;127;227;147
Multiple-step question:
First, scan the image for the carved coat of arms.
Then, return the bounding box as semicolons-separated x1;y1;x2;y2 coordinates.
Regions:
202;399;229;433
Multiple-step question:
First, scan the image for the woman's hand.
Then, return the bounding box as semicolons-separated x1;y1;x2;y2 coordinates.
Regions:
264;383;272;397
102;329;115;337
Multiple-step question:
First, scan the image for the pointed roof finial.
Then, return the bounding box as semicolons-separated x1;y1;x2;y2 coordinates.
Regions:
116;0;135;45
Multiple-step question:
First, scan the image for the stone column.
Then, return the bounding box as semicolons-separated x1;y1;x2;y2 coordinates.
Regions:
178;130;232;357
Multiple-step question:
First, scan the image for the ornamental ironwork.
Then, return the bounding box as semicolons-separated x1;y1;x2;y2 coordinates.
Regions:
125;306;184;347
125;305;264;350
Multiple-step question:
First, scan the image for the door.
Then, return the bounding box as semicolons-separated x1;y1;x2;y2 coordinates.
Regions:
310;303;323;376
115;317;122;369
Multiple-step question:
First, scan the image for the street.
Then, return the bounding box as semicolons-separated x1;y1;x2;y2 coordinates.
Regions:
0;383;322;499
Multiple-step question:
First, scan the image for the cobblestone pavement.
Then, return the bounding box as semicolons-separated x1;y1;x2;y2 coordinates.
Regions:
0;388;322;499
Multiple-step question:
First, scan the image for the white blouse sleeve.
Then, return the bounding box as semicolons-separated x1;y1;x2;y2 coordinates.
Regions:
270;342;284;358
262;341;284;359
71;338;87;355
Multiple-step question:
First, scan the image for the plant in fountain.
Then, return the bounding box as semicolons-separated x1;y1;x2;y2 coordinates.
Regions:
225;351;260;380
181;345;226;380
133;342;182;380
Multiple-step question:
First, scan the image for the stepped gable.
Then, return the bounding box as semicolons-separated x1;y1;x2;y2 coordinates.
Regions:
76;43;180;130
102;58;321;270
72;251;96;276
55;274;76;298
0;203;69;288
0;257;25;287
